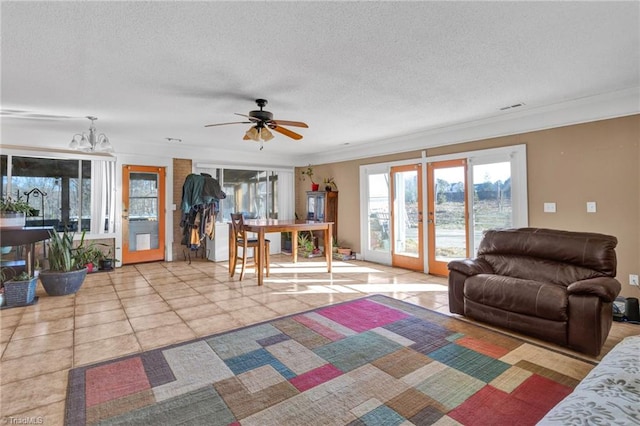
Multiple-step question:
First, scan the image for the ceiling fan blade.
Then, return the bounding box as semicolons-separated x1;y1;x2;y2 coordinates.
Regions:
204;121;251;127
234;113;260;122
271;125;303;140
243;133;251;140
271;120;308;128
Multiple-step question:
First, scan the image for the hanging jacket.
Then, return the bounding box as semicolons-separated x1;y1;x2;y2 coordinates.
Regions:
180;174;226;249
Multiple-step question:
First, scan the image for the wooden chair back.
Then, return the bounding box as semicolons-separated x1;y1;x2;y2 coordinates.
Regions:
230;213;246;242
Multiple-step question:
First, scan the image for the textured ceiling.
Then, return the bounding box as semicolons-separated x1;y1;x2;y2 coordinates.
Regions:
1;1;639;166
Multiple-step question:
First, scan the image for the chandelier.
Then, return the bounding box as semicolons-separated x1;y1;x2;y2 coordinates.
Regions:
69;116;113;152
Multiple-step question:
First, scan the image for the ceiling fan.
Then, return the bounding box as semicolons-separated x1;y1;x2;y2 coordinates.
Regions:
205;99;308;144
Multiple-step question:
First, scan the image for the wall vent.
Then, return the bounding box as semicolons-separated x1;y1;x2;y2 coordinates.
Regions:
499;102;526;111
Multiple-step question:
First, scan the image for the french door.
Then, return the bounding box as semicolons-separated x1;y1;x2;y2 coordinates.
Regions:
361;145;526;273
122;165;166;264
427;159;469;276
390;164;424;271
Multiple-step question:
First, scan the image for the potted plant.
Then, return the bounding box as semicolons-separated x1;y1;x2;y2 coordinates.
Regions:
0;195;35;228
297;232;316;257
76;244;104;273
98;248;117;271
39;229;88;296
74;236;116;272
2;269;37;307
323;177;337;192
300;164;319;191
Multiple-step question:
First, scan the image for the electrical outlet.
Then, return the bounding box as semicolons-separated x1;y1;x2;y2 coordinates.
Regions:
631;274;639;286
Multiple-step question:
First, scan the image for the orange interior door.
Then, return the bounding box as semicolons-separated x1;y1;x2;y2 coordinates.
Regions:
427;159;469;276
122;165;166;264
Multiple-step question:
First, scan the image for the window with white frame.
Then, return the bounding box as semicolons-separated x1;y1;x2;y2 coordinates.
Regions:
194;165;294;222
1;153;116;234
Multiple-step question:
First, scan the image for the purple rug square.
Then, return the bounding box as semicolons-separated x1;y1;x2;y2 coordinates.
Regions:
317;299;410;332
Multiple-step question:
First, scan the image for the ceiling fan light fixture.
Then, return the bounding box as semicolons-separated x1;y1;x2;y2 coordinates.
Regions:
205;99;308;143
260;127;274;141
245;126;260;141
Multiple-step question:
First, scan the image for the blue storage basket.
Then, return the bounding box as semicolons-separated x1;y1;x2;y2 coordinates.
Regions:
4;277;37;307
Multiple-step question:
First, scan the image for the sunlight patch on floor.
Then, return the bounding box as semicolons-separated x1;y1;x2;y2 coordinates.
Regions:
265;278;357;284
344;283;448;293
268;284;362;294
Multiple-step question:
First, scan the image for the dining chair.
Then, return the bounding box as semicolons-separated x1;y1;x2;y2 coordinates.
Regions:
229;213;270;280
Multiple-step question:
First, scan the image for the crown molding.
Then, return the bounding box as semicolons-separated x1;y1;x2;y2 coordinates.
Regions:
299;87;640;166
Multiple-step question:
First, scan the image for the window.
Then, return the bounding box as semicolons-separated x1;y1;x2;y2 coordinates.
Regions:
471;161;512;253
1;153;116;234
195;166;292;222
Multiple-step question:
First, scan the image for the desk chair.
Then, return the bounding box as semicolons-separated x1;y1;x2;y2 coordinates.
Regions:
230;213;270;280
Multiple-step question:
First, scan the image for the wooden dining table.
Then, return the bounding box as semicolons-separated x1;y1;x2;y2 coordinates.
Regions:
228;219;333;286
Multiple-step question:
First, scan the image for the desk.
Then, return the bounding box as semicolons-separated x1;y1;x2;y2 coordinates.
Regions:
0;227;53;273
229;219;333;286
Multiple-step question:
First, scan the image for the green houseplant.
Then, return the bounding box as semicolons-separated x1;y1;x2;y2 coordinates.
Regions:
0;196;35;229
39;229;88;296
298;231;320;257
98;248;117;271
323;177;337;192
300;164;319;191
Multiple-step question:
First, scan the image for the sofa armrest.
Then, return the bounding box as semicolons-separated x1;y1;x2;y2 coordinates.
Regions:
447;258;494;277
567;277;621;302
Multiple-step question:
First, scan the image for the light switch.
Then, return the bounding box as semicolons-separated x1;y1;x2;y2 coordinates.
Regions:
586;202;597;213
543;202;556;213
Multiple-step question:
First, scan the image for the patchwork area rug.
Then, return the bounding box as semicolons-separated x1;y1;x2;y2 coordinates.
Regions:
65;295;593;425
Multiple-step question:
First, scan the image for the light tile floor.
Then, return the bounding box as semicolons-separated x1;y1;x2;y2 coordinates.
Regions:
1;255;637;423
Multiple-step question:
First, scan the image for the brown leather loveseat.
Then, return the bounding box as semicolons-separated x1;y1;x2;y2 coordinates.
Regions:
447;228;621;356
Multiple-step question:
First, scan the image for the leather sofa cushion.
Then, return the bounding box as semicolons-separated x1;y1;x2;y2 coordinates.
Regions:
481;254;604;286
464;274;568;321
478;228;617;276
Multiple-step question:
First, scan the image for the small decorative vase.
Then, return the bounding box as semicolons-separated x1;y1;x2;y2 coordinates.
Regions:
311;183;319;191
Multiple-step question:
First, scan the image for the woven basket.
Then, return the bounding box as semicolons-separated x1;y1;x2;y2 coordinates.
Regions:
4;277;37;307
